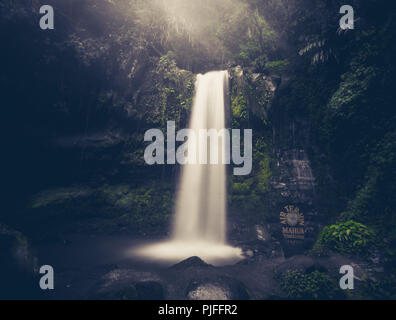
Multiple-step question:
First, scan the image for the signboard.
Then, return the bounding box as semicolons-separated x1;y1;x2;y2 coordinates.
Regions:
280;205;305;240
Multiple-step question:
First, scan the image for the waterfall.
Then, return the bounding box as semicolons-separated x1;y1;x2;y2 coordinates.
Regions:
173;70;228;243
132;71;242;266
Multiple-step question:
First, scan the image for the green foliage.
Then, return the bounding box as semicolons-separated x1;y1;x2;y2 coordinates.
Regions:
26;183;174;238
339;131;396;248
229;136;272;222
215;6;276;71
142;52;195;128
232;69;278;125
121;133;146;166
264;60;290;75
30;188;94;209
255;137;272;194
361;278;396;300
280;270;344;300
228;69;274;223
97;184;174;229
280;0;396;268
314;221;376;256
231;181;251;196
257;155;271;194
231;93;248;127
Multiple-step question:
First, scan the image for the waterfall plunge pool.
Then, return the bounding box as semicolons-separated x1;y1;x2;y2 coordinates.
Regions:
130;240;244;267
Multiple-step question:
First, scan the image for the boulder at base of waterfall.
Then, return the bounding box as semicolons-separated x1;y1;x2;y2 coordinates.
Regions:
135;281;165;300
94;285;138;300
91;268;165;300
186;277;250;300
276;255;328;274
170;256;211;270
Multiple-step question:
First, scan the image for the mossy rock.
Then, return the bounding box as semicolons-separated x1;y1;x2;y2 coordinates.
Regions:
279;270;345;300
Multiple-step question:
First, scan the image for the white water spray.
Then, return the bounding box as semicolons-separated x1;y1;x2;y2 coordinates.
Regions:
173;70;228;243
132;71;242;266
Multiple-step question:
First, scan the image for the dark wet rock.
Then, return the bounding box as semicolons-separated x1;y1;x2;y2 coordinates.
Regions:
90;268;165;300
170;256;211;270
94;285;138;300
186;277;249;300
276;253;370;282
52;132;123;150
238;238;285;263
135;281;165;300
244;249;254;258
0;224;40;299
323;252;369;280
254;225;271;241
26;181;174;239
47;264;122;299
276;255;326;275
101;268;161;287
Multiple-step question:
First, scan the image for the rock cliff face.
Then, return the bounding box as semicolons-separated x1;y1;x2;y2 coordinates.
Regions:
268;76;319;257
228;66;319;257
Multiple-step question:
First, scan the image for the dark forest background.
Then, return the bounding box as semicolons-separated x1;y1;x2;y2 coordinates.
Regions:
1;0;395;299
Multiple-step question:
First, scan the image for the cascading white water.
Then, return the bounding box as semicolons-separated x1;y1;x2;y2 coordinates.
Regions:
173;70;228;243
132;71;242;266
